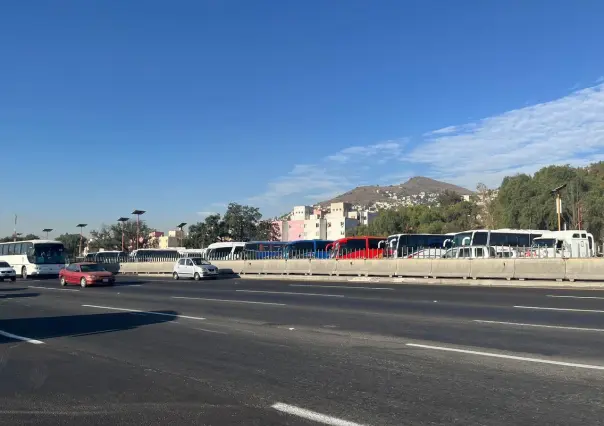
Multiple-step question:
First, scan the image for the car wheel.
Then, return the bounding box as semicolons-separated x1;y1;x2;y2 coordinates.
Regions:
60;277;67;286
194;272;201;281
21;267;27;279
80;277;87;288
173;272;179;280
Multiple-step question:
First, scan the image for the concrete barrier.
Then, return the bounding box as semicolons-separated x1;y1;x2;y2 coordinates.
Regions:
470;259;514;280
334;259;367;276
395;259;432;278
431;259;471;279
513;258;566;280
365;259;397;277
263;259;287;275
212;260;244;274
309;260;337;276
241;260;266;274
118;263;139;274
565;259;604;281
285;259;311;275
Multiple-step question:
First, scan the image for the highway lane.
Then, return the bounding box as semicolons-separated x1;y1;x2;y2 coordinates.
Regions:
1;277;604;424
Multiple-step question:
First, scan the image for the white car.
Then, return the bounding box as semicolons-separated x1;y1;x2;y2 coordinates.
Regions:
173;257;219;280
0;261;17;282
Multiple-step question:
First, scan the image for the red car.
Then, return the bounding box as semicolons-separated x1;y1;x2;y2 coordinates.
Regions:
59;262;115;287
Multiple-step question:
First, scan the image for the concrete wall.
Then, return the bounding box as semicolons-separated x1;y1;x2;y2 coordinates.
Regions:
112;258;604;282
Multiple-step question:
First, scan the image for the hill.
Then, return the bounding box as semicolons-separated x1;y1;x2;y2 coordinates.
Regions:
317;176;474;209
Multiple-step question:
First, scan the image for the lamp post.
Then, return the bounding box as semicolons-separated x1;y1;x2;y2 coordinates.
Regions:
42;228;53;239
177;222;187;247
551;184;567;231
117;217;129;251
131;210;146;250
76;224;87;257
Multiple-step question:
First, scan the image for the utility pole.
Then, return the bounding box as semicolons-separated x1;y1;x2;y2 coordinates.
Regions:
551;184;567;232
13;214;17;242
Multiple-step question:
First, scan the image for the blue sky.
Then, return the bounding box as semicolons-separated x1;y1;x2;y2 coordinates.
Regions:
2;0;604;236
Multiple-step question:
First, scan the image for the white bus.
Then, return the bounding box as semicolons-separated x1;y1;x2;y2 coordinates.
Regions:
0;239;66;278
446;229;547;249
205;242;245;260
531;230;595;258
178;248;207;258
382;233;453;258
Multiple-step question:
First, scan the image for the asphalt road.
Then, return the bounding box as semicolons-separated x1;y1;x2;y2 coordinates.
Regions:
1;276;604;425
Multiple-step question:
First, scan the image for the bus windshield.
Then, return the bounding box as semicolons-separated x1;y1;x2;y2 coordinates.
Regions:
27;243;66;265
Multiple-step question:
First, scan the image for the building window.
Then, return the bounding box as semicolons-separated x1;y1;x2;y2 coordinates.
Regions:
340;222;344;227
316;223;319;227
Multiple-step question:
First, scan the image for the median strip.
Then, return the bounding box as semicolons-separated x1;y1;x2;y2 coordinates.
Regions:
0;330;44;345
514;305;604;313
271;402;367;426
406;343;604;370
236;290;345;298
172;296;286;306
82;305;206;321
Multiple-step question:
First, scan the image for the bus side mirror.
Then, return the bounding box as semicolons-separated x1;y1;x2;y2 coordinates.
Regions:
443;239;452;248
462;237;470;246
326;243;333;251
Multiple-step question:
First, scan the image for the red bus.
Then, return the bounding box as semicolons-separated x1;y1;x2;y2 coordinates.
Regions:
327;236;386;259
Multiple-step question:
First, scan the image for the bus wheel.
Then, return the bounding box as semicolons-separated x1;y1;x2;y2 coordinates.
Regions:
21;267;27;279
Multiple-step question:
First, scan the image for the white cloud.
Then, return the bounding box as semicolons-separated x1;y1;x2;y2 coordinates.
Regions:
407;83;604;188
250;83;604;213
597;76;604;84
197;211;217;217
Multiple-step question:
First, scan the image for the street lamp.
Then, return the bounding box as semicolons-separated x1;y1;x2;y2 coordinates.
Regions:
76;224;87;257
551;184;567;231
131;210;146;250
42;228;53;239
117;217;129;251
177;222;187;247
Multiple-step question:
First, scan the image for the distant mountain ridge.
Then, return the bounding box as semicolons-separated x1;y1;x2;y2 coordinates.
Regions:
317;176;474;209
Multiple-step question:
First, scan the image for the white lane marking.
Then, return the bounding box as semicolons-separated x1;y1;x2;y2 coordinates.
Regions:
547;294;604;300
125;284;142;287
514;305;604;313
473;319;604;332
236;290;345;298
28;285;80;292
289;284;393;291
195;327;227;335
271;402;366;426
172;296;286;306
82;305;206;321
0;330;44;345
407;343;604;370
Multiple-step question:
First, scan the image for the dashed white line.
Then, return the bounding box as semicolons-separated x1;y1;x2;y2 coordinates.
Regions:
28;285;80;292
236;290;345;298
514;305;604;313
0;330;44;345
171;296;286;306
289;284;393;291
473;319;604;332
82;305;206;321
407;343;604;370
271;402;366;426
195;327;227;335
546;294;604;300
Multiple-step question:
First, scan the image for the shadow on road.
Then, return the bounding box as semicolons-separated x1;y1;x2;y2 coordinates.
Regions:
0;287;28;292
0;292;39;300
0;310;178;343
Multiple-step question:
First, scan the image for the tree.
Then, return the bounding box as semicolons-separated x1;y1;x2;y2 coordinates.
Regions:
0;234;40;242
475;182;497;229
56;233;87;258
254;220;281;241
437;190;462;207
223;203;262;241
89;221;155;251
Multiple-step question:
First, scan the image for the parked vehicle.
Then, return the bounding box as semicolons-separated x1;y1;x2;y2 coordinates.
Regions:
205;242;245;260
283;239;333;259
130;249;180;262
59;262;115;287
328;237;385;259
85;251;128;263
441;245;517;259
445;229;546;249
383;234;451;258
173;257;219;280
243;241;287;259
529;230;594;258
0;261;16;282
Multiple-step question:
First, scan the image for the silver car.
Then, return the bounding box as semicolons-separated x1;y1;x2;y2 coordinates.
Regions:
0;261;17;282
173;257;219;280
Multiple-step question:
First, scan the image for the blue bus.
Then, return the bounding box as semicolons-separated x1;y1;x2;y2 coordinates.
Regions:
243;241;287;259
283;239;333;259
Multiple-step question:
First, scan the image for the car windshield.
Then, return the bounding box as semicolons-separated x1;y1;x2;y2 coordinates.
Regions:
80;264;106;272
191;258;210;265
0;261;10;267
